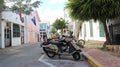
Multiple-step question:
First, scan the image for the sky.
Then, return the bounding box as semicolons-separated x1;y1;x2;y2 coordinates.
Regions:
37;0;68;24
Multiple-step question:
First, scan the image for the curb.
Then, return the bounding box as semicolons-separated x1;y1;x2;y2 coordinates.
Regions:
81;52;103;67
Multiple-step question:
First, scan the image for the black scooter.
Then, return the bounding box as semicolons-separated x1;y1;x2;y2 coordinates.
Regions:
41;38;82;61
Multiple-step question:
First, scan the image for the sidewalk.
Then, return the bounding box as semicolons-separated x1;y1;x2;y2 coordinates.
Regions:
0;42;40;54
82;45;120;67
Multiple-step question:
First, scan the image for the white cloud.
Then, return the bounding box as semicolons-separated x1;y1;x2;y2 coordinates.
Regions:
37;7;64;24
36;0;68;24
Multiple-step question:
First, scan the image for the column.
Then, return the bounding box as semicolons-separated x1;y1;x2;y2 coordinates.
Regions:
24;15;29;43
11;23;13;46
0;21;1;48
1;21;5;48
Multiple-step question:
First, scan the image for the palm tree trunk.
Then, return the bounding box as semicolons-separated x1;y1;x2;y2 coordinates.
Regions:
75;21;82;40
102;20;111;45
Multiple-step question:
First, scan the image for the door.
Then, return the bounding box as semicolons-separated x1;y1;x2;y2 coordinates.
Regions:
37;34;39;42
21;26;24;44
4;23;11;47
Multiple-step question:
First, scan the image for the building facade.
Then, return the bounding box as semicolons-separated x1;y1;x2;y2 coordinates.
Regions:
27;11;40;43
79;20;106;41
0;10;40;48
39;21;51;41
0;10;26;48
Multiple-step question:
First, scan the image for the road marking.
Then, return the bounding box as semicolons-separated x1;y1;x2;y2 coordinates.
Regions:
38;55;44;61
44;59;75;63
38;55;56;67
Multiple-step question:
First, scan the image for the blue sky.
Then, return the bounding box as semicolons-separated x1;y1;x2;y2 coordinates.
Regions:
41;0;66;10
37;0;68;24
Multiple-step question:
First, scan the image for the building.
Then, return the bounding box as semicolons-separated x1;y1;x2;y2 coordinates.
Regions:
39;21;51;41
0;10;40;48
79;20;106;41
0;10;26;48
27;11;40;43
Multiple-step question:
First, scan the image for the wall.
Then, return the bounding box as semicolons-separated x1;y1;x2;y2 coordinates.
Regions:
12;37;21;46
27;11;40;43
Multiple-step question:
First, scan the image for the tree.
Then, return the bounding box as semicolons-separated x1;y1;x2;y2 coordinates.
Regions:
52;18;67;34
11;0;41;15
0;0;4;22
66;0;120;45
74;21;83;40
51;27;57;34
0;0;4;12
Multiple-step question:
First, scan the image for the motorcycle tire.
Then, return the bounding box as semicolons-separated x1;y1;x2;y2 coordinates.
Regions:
46;51;56;58
72;52;80;61
43;47;55;58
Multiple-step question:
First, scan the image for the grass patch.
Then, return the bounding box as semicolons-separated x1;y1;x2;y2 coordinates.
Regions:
85;41;104;45
85;41;97;45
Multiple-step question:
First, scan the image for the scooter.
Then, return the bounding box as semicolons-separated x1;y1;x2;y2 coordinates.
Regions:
41;38;82;61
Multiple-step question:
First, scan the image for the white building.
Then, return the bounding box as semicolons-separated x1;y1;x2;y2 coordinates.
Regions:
0;10;27;48
39;21;51;40
79;20;106;41
68;20;106;41
64;8;106;42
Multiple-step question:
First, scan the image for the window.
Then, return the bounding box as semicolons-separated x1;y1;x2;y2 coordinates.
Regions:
40;23;47;31
34;32;37;38
89;21;93;37
13;24;20;37
99;22;105;37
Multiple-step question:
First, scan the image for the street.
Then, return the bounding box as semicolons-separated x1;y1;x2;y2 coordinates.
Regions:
0;43;92;67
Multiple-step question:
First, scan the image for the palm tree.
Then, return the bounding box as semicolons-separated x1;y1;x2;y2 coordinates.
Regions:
66;0;120;45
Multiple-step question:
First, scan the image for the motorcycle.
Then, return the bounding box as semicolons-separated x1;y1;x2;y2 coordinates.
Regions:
40;38;82;61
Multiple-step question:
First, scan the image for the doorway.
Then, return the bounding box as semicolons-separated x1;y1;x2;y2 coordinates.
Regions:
21;26;24;44
4;23;11;47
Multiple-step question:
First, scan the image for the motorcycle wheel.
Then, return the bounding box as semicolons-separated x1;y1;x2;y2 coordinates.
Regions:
72;52;80;61
46;51;56;58
43;47;56;58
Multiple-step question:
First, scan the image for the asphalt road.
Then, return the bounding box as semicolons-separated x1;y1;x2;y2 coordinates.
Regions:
0;43;92;67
